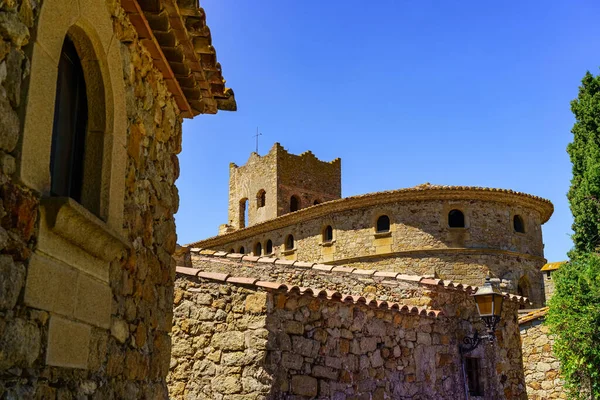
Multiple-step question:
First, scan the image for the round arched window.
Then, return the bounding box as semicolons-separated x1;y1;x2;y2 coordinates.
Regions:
290;196;300;212
239;246;245;254
513;215;525;233
257;189;266;208
376;215;390;233
285;234;295;250
448;209;465;228
266;240;273;255
323;225;333;242
254;242;262;256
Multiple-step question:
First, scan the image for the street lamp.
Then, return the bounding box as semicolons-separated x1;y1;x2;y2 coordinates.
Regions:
460;276;504;354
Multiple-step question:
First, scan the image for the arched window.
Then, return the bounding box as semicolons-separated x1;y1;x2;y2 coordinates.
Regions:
254;242;262;256
323;225;333;242
448;209;465;228
285;234;294;250
376;215;390;233
513;215;525;233
257;189;266;208
239;246;245;254
229;248;235;253
313;199;321;205
239;198;248;228
50;36;91;210
290;195;300;212
266;240;273;255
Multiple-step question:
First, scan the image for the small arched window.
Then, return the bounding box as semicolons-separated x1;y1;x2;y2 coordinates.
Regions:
323;225;333;242
257;189;266;208
229;248;235;253
266;240;273;255
513;215;525;233
448;209;465;228
51;36;91;209
239;246;245;254
313;199;321;205
254;242;262;256
285;234;295;250
290;195;300;212
376;215;390;233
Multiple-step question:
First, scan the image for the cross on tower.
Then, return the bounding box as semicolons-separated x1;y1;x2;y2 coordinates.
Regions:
253;127;262;154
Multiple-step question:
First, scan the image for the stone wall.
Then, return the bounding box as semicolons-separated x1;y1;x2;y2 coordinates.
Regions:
0;0;181;397
197;197;548;306
520;316;564;400
171;270;528;399
226;143;341;231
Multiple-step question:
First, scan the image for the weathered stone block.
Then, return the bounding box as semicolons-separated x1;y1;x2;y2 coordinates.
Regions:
24;254;77;316
46;316;91;369
0;317;41;369
211;331;245;351
291;375;317;397
74;274;111;329
0;255;24;310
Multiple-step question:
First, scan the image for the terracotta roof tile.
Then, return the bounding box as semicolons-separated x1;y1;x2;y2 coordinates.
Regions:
182;249;528;304
213;251;228;257
226;276;258;285
518;307;550;324
175;266;200;276
196;271;229;282
313;264;334;272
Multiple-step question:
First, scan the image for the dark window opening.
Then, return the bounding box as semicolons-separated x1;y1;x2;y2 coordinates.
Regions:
376;215;390;233
254;242;262;256
266;240;273;254
517;276;531;310
257;190;266;208
239;246;245;254
546;271;551;279
229;249;235;253
313;199;321;205
50;36;89;206
513;215;525;233
448;209;465;228
290;196;300;212
285;234;294;250
239;198;248;228
323;225;333;242
465;357;484;396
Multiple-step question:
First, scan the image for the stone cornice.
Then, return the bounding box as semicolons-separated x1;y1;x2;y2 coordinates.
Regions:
189;185;554;248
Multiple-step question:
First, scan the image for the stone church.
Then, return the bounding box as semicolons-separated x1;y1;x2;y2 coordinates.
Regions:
170;144;555;398
0;0;234;397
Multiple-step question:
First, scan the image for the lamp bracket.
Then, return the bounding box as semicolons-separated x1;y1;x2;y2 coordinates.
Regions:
459;330;494;354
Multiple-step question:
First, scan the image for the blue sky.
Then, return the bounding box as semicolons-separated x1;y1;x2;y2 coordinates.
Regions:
175;1;600;262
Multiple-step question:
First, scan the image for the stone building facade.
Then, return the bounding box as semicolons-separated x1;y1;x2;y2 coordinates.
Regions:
191;151;554;307
0;0;234;397
170;248;530;399
223;143;341;232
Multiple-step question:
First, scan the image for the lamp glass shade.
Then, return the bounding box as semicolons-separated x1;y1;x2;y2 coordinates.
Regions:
473;277;504;318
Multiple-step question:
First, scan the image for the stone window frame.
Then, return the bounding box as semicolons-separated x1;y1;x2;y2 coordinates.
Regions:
265;239;274;256
442;205;470;230
282;234;296;255
320;224;335;246
373;213;393;238
253;241;262;256
20;0;130;371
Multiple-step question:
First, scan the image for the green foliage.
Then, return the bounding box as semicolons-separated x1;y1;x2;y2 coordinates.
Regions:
567;71;600;255
546;254;600;399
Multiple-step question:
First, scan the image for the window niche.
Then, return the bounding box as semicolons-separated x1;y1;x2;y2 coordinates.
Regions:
257;189;266;208
254;242;262;256
322;225;333;243
376;215;390;233
265;240;273;255
513;215;525;233
239;198;249;228
448;209;465;228
285;234;295;251
290;195;300;212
